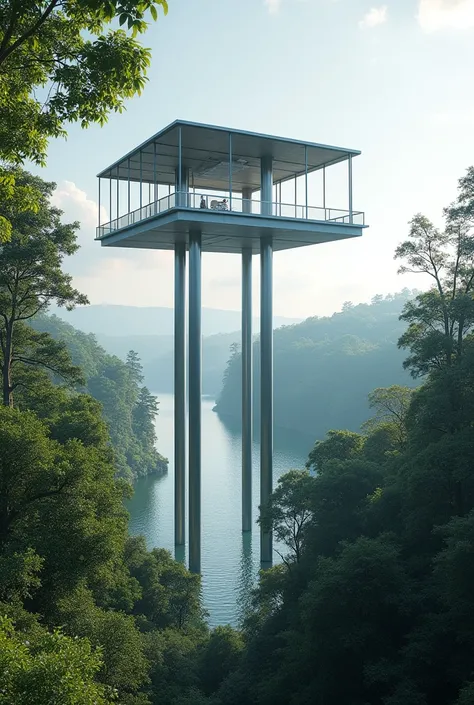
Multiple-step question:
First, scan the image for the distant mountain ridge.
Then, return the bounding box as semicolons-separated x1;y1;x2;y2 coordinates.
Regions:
51;304;301;338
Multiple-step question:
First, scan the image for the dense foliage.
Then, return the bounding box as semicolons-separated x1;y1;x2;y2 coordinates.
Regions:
31;314;167;480
0;0;168;241
3;154;474;703
203;166;474;705
215;291;417;438
0;170;166;480
0;400;218;705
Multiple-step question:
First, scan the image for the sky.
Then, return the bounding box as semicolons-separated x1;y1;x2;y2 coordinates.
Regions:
35;0;474;318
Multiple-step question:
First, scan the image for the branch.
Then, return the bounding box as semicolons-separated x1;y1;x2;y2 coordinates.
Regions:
464;270;474;295
0;0;20;55
274;547;292;571
16;305;46;321
0;0;61;66
14;357;73;380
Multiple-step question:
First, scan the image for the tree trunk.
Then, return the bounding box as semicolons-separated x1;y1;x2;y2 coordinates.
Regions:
2;325;13;407
457;316;465;358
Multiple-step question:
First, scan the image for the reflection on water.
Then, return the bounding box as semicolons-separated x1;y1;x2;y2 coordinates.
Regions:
126;393;312;627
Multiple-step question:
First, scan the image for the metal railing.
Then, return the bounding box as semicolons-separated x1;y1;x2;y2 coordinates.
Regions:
96;191;365;239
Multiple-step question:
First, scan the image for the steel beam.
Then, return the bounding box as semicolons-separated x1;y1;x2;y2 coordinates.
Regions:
242;246;253;533
189;230;202;574
260;236;273;566
174;241;186;547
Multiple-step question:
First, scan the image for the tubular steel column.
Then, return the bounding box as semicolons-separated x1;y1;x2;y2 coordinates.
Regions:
174;242;186;548
189;230;202;574
241;247;253;532
260;155;274;565
242;188;253;533
260;236;273;566
261;156;273;216
175;165;189;208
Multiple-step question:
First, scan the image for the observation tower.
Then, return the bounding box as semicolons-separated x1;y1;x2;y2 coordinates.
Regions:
95;120;366;574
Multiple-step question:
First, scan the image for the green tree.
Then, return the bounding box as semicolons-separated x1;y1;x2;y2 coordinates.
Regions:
0;0;169;241
126;537;204;631
55;586;151;704
259;470;315;564
395;171;474;377
127;349;145;385
0;171;86;406
199;626;244;696
362;385;414;446
0;405;128;613
306;429;365;473
0;617;112;705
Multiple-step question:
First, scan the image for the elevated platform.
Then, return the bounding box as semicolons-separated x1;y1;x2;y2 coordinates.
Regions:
96;120;365;253
96;193;365;254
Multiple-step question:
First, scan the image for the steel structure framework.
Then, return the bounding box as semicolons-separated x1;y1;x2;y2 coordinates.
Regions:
96;120;366;574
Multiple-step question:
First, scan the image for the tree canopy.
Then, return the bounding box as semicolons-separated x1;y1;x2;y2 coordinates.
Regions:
0;170;86;405
0;0;169;241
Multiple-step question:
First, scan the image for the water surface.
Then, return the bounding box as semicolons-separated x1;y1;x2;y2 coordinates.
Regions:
127;393;311;626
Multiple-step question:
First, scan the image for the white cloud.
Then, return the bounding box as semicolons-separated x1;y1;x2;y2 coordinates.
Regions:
359;5;388;28
418;0;474;31
52;180;107;228
264;0;281;14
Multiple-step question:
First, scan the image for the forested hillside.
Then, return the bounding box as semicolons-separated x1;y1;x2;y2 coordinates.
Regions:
215;291;418;438
32;314;167;481
209;171;474;704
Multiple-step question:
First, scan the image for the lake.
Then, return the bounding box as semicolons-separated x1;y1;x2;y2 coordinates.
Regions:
127;393;312;627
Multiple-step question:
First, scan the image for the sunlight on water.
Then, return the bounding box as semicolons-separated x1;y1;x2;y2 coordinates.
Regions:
126;394;311;627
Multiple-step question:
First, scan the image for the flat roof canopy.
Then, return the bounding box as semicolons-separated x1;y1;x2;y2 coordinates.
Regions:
98;120;361;193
